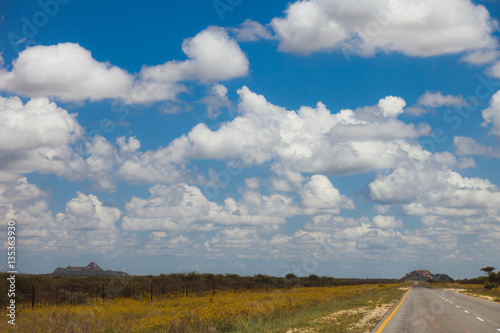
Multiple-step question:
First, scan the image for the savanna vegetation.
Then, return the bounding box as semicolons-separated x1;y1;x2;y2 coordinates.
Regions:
425;266;500;302
0;282;408;332
0;271;399;309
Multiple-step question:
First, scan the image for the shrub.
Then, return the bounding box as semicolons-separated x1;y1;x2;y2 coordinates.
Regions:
484;281;498;290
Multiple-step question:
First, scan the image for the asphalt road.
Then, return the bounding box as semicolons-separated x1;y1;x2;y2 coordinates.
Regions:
374;284;500;332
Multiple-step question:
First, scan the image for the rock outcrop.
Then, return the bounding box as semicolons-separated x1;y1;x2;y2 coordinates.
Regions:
52;262;128;277
402;269;453;282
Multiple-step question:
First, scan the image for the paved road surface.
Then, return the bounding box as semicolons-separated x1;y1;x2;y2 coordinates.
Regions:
374;285;500;332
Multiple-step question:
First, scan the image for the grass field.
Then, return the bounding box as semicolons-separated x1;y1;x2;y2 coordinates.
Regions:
426;283;500;303
0;283;408;332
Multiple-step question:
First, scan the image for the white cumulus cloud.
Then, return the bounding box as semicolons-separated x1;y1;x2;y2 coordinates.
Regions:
0;95;83;181
59;192;121;230
301;175;355;214
0;43;133;102
418;91;465;108
122;184;297;231
0;27;249;104
162;86;430;179
482;90;500;137
369;155;500;216
133;27;249;104
373;215;404;228
269;0;498;59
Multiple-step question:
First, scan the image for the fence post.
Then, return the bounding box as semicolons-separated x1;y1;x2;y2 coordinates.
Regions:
32;285;35;309
150;283;153;301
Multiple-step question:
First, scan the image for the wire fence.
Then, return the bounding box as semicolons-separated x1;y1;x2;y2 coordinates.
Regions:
5;280;325;310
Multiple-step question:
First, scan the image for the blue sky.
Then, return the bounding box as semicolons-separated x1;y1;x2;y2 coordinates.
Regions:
1;0;500;279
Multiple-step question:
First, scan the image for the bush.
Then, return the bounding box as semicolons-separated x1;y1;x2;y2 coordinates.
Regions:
484;281;498;290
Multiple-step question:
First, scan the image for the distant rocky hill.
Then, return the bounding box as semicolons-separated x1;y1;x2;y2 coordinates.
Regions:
52;262;128;277
402;269;453;282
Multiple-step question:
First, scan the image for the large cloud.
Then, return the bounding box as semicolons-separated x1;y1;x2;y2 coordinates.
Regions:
163;86;430;179
0;178;54;230
122;175;355;232
454;136;500;158
0;95;83;181
452;91;500;159
482;90;500;137
0;27;249;103
301;175;354;214
369;154;500;216
0;179;131;256
372;215;403;229
0;43;133;102
57;134;191;190
131;26;249;103
122;184;299;231
270;0;498;58
0;86;431;193
487;61;500;79
56;192;121;231
0;96;192;188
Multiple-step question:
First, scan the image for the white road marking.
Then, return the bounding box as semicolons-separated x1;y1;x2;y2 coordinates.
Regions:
464;310;469;313
496;329;500;332
456;305;459;308
476;317;484;322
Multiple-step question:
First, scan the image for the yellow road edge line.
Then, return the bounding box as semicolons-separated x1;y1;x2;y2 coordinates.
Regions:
375;287;412;333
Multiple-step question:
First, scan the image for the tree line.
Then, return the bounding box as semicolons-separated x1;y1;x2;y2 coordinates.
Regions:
453;266;500;290
0;271;400;308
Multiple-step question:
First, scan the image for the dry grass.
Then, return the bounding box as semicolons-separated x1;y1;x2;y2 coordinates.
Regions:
428;283;500;303
280;284;406;333
0;284;405;333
